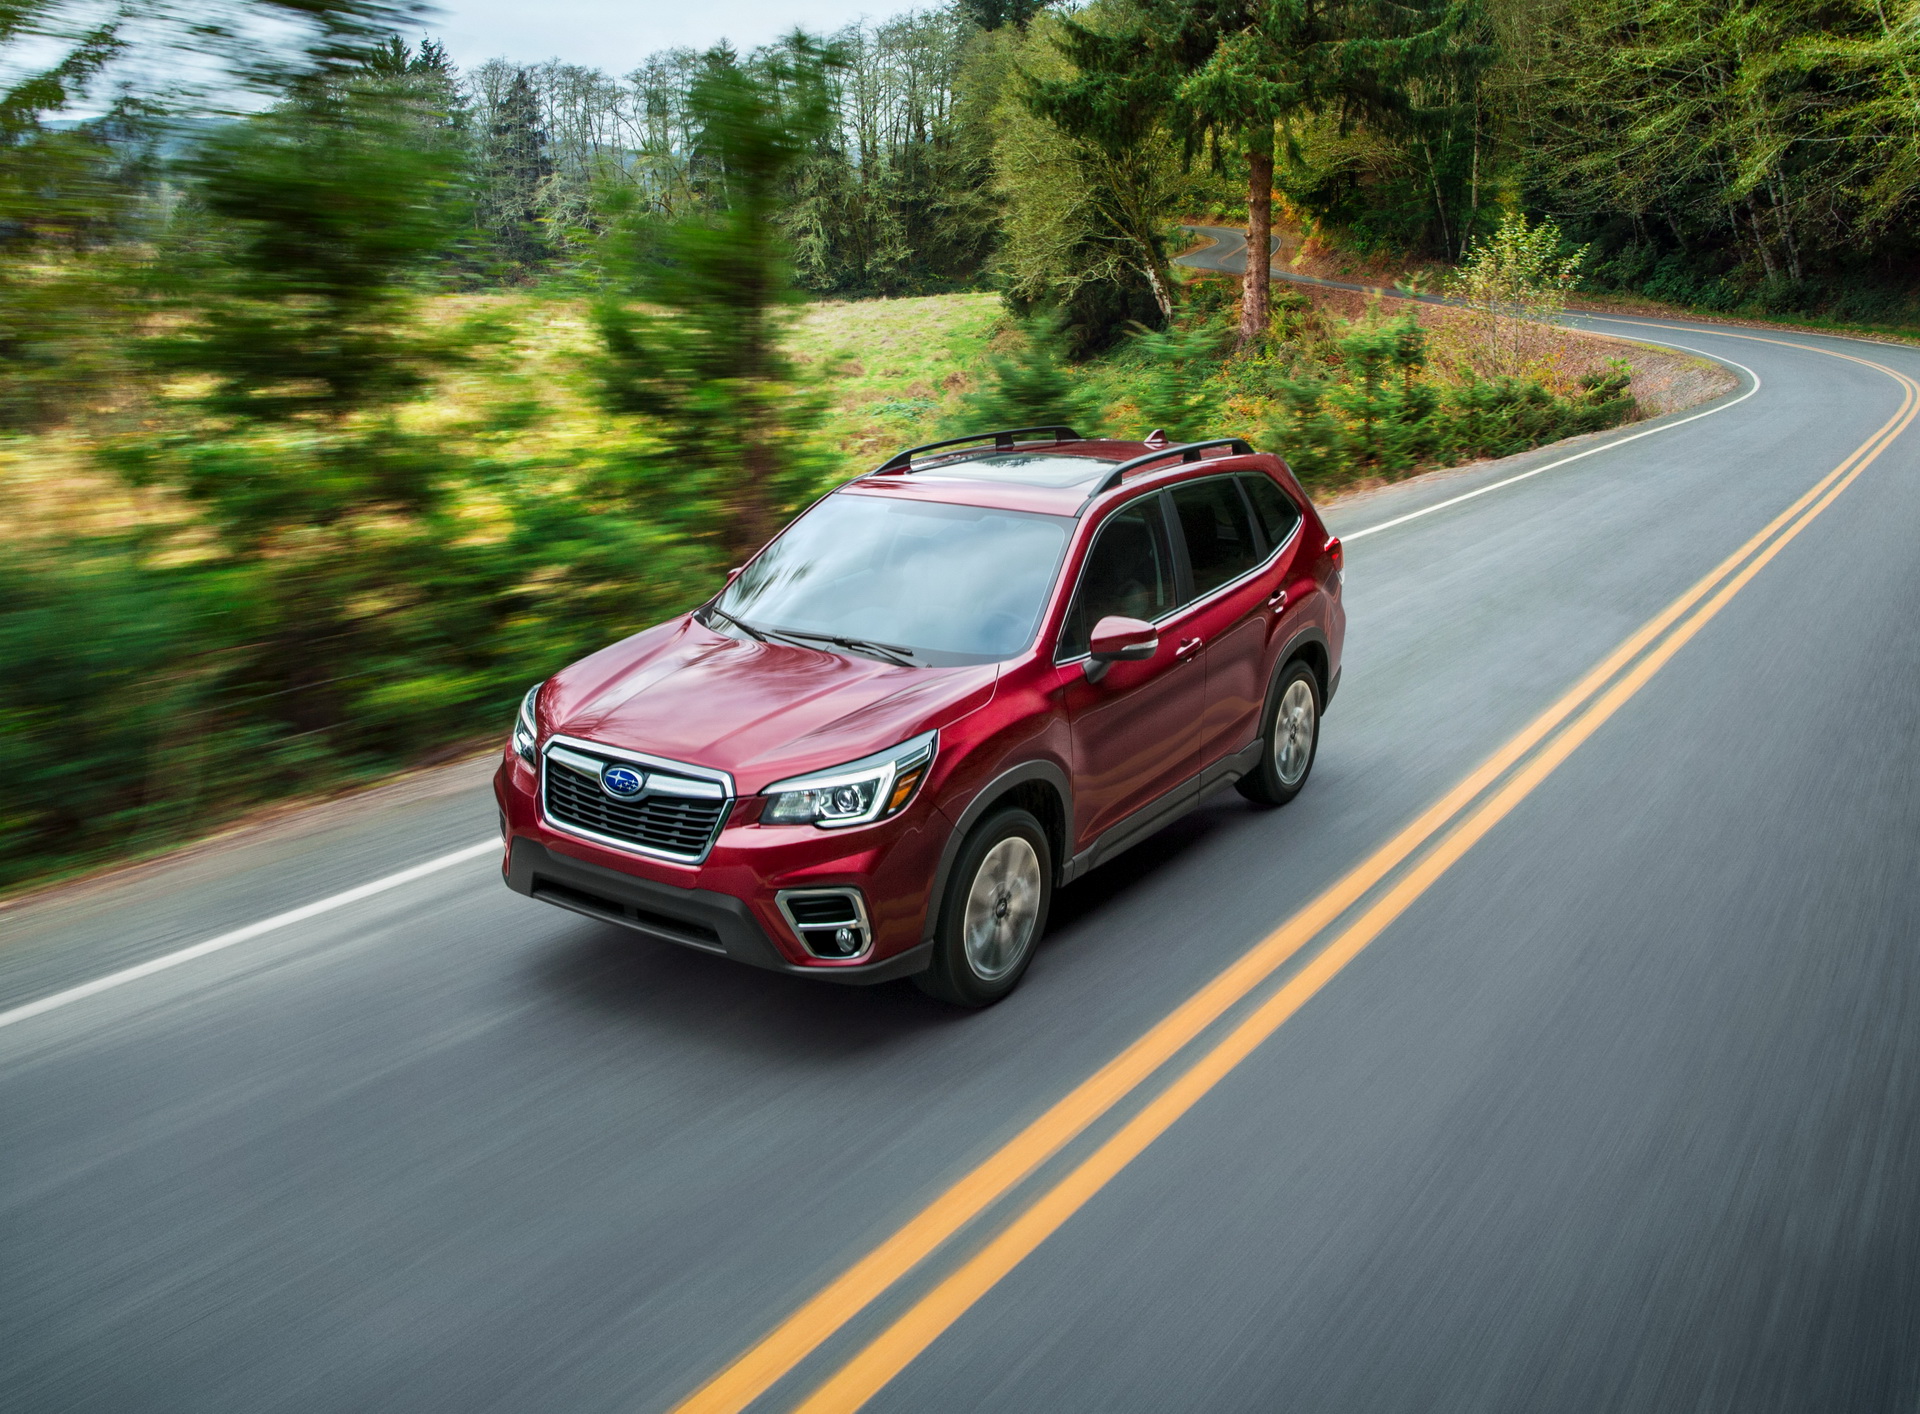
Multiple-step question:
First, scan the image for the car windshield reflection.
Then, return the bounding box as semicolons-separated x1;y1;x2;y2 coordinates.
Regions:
716;493;1072;665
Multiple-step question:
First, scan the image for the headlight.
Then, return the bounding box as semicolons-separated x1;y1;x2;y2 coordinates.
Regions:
512;683;541;764
761;731;936;828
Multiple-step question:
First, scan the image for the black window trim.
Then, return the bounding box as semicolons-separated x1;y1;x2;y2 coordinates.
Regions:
1052;471;1305;665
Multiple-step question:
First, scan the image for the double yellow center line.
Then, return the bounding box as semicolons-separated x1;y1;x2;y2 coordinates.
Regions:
677;332;1919;1414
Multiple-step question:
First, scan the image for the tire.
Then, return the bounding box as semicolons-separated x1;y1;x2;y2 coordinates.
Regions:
1235;658;1322;807
915;807;1052;1007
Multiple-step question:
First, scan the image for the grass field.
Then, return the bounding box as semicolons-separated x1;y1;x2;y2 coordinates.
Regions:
0;291;1007;544
789;291;1004;463
0;282;1741;548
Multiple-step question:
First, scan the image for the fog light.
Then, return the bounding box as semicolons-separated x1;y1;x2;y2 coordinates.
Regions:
777;888;872;960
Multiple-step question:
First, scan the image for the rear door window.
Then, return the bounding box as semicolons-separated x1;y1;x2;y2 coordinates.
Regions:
1168;477;1262;600
1239;474;1302;553
1058;495;1177;659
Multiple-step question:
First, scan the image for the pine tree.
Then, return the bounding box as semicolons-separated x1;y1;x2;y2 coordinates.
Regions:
480;68;551;271
958;0;1052;31
942;317;1107;432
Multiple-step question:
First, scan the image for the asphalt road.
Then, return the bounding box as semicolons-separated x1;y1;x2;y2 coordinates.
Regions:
4;254;1920;1412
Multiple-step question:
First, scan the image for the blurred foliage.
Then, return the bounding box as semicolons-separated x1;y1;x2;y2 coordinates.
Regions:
589;41;837;562
143;88;469;423
941;314;1109;433
1120;325;1230;443
0;539;220;871
0;2;148;428
0;4;724;889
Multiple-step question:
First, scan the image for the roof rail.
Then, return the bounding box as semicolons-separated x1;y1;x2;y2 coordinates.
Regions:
869;425;1083;475
1087;437;1255;495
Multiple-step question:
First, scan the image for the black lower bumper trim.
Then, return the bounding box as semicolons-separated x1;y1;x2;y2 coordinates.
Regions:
506;838;930;984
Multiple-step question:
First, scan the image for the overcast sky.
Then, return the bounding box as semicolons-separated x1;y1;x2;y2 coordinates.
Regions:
423;0;923;73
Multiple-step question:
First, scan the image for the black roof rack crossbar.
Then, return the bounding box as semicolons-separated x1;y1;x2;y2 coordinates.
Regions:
870;425;1083;475
1088;437;1254;495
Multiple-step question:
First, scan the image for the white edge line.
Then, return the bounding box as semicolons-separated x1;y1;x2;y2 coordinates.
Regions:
1343;339;1761;541
0;838;500;1032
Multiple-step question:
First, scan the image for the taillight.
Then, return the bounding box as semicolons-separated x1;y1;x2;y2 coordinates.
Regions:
1325;535;1343;572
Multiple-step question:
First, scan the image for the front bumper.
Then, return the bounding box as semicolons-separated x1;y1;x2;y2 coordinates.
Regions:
496;751;938;983
504;838;931;983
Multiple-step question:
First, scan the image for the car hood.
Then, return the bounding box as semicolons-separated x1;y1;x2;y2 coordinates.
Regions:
546;616;999;792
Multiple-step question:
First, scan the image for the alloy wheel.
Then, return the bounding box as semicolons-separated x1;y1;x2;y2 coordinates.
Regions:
962;836;1043;981
1274;677;1317;787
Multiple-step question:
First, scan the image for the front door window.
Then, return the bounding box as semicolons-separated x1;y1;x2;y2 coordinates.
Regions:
1058;497;1177;660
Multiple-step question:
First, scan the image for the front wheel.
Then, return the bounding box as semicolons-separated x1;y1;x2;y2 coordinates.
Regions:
1235;659;1321;807
915;808;1052;1007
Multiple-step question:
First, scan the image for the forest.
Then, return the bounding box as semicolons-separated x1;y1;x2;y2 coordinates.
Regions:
1;0;1915;887
440;0;1920;324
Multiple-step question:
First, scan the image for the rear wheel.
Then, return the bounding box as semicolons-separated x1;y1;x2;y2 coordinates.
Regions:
1235;659;1321;807
916;808;1051;1007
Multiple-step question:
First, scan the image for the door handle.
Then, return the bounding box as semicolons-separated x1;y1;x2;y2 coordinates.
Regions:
1175;636;1203;660
1267;586;1288;610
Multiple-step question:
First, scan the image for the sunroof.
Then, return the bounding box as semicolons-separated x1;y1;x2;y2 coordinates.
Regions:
914;451;1119;487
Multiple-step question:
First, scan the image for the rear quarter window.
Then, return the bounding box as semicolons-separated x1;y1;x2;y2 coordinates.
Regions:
1169;476;1262;598
1239;474;1303;551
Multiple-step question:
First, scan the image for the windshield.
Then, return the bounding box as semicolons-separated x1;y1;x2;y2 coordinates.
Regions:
714;492;1072;665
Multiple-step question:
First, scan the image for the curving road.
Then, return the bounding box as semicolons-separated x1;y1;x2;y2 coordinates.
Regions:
4;250;1920;1413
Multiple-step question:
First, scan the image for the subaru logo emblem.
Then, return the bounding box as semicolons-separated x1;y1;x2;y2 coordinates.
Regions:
600;764;646;798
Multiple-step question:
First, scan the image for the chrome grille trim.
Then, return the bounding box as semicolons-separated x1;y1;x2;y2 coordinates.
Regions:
539;734;734;865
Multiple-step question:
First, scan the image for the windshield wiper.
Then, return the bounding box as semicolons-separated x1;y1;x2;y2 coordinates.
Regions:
761;626;917;667
703;605;767;642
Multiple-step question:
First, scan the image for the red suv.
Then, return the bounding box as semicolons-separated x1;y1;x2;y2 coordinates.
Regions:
496;428;1344;1005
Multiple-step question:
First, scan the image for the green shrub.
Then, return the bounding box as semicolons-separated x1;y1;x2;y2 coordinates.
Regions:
1258;320;1636;486
942;315;1109;434
1119;325;1228;442
0;542;231;884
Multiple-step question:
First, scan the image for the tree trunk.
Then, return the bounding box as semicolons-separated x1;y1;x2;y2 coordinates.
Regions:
1771;180;1803;283
733;436;779;564
1746;194;1780;281
1239;127;1274;350
1464;107;1480;261
1141;258;1177;325
1421;138;1450;257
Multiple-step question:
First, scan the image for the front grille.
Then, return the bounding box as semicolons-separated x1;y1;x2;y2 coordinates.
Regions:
542;751;729;862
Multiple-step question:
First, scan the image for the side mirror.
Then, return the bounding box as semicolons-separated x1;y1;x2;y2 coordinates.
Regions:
725;565;744;584
1084;615;1158;682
